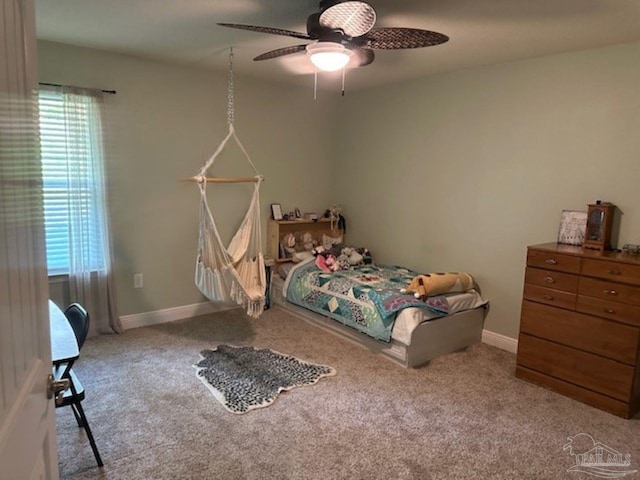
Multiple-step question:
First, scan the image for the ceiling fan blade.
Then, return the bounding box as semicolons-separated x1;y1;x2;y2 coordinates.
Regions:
349;47;375;67
253;45;308;61
366;28;449;49
319;1;376;38
217;23;311;40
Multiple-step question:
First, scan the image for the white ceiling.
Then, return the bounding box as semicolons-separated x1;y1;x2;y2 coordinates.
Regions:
35;0;640;91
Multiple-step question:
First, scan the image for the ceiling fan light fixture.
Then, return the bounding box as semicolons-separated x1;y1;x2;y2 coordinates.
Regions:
306;42;352;72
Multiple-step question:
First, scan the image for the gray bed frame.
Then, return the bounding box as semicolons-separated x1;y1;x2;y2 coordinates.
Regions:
271;276;488;368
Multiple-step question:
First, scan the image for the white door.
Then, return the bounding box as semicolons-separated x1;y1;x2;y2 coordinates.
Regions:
0;0;59;478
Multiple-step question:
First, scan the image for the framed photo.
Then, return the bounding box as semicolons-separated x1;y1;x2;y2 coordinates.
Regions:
271;203;283;221
557;210;588;246
294;207;301;218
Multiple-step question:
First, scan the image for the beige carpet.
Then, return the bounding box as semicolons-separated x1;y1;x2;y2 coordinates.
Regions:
56;306;640;479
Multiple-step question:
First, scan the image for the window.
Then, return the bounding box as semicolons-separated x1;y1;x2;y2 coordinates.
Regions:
38;89;108;275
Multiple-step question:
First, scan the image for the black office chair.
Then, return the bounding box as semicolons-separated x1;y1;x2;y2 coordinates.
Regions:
64;303;90;349
57;302;103;467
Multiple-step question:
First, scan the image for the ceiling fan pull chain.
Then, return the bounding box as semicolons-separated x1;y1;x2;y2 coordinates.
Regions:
227;47;235;126
341;68;346;97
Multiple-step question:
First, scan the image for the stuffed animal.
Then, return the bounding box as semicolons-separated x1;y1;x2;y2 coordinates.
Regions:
301;231;316;251
316;253;339;273
312;245;326;256
341;246;364;266
402;272;474;300
281;233;297;257
356;247;373;265
336;253;351;271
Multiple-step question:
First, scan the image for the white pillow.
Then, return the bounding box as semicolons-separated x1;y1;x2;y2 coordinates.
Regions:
292;251;313;263
322;234;343;250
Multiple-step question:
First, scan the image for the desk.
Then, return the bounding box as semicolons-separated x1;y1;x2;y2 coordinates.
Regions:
49;300;78;374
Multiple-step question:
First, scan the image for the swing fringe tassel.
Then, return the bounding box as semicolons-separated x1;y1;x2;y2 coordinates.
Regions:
195;262;266;319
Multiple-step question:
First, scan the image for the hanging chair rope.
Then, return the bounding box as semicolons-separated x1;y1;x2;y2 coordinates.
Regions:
181;48;261;185
227;47;234;127
192;47;266;318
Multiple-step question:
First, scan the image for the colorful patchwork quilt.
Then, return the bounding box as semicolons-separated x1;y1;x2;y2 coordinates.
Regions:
284;261;449;342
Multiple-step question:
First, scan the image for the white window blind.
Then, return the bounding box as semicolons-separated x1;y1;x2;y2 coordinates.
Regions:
38;90;106;275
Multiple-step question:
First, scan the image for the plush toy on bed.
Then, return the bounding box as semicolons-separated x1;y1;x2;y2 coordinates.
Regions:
301;231;317;251
357;247;373;265
315;251;340;272
282;231;319;262
341;247;362;265
335;252;352;271
402;272;474;300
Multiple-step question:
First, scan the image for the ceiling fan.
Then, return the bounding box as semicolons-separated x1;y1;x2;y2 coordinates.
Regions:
218;0;449;73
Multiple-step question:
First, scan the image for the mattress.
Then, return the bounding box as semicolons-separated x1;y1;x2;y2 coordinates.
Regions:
391;292;487;344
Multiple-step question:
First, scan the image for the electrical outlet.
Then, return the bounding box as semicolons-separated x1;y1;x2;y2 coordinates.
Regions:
134;273;143;289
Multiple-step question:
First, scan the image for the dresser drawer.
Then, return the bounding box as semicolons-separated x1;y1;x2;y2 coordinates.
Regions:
527;249;581;273
517;334;634;401
578;277;640;306
576;295;640;328
520;301;639;364
525;267;578;293
515;366;631;418
523;284;576;310
582;259;640;286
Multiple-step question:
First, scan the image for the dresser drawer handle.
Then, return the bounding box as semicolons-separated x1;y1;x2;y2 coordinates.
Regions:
544;276;555;284
543;294;554;301
545;259;558;265
603;308;616;314
603;289;618;296
608;269;621;275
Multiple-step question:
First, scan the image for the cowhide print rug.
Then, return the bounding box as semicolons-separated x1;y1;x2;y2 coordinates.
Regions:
193;345;336;414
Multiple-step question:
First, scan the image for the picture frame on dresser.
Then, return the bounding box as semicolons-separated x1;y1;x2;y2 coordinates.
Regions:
557;210;587;246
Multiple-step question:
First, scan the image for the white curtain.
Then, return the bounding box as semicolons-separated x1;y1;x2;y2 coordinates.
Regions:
60;86;121;335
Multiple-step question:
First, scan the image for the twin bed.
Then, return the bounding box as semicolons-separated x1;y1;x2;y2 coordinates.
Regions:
269;224;488;368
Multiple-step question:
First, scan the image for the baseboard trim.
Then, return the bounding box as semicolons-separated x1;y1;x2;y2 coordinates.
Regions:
482;329;518;353
120;302;236;330
121;303;520;355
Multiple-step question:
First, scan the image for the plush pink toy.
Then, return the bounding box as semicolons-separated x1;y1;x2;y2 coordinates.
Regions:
315;253;339;273
315;254;329;272
325;254;339;272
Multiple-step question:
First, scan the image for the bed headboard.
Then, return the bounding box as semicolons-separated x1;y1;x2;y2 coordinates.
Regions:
267;219;343;264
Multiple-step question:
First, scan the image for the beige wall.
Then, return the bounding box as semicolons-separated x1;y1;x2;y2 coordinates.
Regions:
38;41;337;316
39;40;640;340
332;42;640;338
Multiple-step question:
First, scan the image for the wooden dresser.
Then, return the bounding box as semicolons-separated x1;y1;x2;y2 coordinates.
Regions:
515;242;640;418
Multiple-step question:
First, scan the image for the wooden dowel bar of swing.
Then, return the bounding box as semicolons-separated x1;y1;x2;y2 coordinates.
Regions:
180;176;262;184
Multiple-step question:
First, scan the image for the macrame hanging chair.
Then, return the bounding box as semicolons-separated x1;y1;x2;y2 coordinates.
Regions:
192;49;266;318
